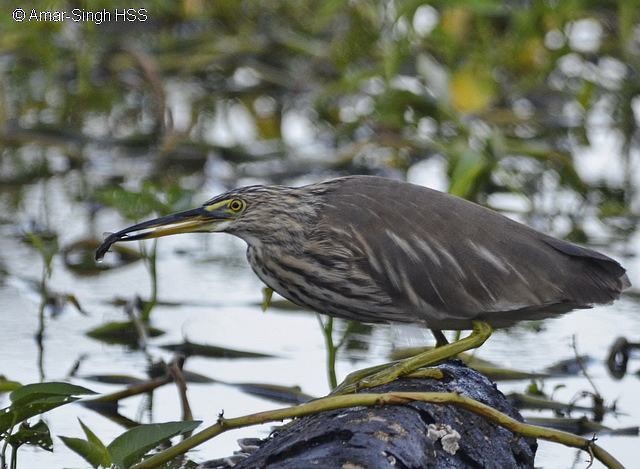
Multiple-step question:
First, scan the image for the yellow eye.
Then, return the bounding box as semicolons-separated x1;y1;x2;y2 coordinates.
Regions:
228;199;245;212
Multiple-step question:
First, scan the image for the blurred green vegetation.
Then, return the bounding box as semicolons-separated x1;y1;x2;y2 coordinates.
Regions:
1;1;637;235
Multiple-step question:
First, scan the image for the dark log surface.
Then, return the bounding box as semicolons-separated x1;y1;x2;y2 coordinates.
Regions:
201;361;536;469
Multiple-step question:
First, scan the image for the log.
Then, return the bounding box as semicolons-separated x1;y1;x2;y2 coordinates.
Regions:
200;360;536;468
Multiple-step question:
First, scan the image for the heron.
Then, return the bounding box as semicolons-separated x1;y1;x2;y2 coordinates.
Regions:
96;175;630;393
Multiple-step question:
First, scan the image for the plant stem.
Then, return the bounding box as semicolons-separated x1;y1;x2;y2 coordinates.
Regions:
132;391;624;469
317;316;337;389
141;239;158;322
87;375;172;404
36;265;47;382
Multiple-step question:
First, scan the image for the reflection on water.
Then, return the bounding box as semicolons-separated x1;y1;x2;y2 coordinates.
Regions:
2;2;640;466
0;173;638;468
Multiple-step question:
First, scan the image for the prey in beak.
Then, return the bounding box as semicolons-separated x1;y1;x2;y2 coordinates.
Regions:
95;205;232;261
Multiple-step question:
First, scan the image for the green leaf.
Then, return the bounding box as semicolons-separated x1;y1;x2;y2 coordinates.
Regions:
159;341;273;359
261;287;274;312
61;437;108;468
63;237;142;275
94;186;164;221
6;420;53;451
80;419;111;459
10;382;96;405
80;374;146;385
448;147;490;199
0;382;96;434
23;232;59;273
59;419;111;468
107;421;201;468
0;377;22;394
235;382;314;404
94;184;194;222
0;395;79;434
86;321;165;346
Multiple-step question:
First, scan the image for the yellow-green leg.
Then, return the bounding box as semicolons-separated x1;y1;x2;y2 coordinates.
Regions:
332;321;493;395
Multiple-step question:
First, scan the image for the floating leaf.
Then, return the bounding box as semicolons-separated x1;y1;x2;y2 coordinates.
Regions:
80;375;146;385
545;355;593;376
159;341;273;359
252;298;309;311
179;370;216;384
86;321;165;346
524;416;638;436
147;362;216;383
107;421;201;468
235;382;314;404
63;238;142;275
508;393;608;414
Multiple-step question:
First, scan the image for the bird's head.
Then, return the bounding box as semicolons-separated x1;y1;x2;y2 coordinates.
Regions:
95;184;320;260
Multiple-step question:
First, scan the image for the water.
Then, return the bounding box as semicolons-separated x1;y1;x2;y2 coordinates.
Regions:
0;174;638;468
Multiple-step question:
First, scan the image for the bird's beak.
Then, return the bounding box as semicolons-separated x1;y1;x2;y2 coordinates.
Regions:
95;206;230;260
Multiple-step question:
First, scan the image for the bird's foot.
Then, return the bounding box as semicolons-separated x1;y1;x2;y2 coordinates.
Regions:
347;365;445;394
331;363;441;395
331;321;492;395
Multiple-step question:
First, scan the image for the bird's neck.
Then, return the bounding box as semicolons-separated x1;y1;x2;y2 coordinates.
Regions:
241;232;306;256
231;209;317;255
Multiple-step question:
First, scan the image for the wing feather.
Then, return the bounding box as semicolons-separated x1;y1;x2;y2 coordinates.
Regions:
322;176;629;327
